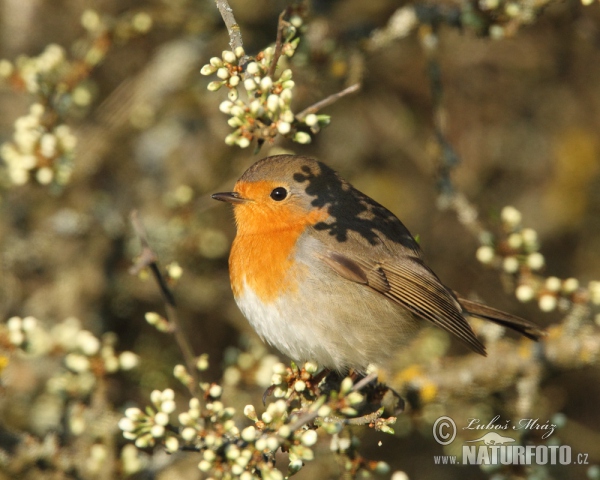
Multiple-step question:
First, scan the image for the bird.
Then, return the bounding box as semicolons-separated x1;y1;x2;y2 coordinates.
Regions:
212;154;543;373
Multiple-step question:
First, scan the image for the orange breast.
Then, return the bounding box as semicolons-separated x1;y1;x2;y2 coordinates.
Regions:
229;184;327;303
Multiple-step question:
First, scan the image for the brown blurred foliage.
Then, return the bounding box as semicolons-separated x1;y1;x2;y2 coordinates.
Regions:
1;0;600;479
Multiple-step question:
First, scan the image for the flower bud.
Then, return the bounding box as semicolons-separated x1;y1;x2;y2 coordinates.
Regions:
294;131;311;144
207;81;223;91
222;50;237;64
200;64;216;75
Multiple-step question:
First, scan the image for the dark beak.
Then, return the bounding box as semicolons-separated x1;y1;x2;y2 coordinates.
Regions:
211;192;248;204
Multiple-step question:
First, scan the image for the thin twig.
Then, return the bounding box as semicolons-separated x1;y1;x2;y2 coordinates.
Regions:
286;410;320;433
351;372;378;392
268;9;290;78
215;0;244;52
129;210;200;398
296;83;361;120
345;409;384;426
283;372;383;434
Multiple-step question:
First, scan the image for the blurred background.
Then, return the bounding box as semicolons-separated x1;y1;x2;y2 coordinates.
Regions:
0;0;599;478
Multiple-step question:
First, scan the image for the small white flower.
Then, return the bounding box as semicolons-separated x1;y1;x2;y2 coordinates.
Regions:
118;417;136;432
203;449;216;462
476;245;495;264
77;330;101;356
7;316;22;331
503;256;519;273
266;436;279;452
161;389;175;401
563;278;579;293
181;427;197;441
277;121;291;134
219;101;233;114
261;412;273;423
272;363;287;375
293;132;311;144
516;284;535;302
22;316;37;331
266;94;280;113
207;81;223;91
294;380;306;392
9;330;24;346
538;294;557;312
196;354;209;371
35;167;54;185
161;400;176;414
119;351;139;370
165;436;179;452
241;426;256;442
150;390;162;405
150;424;165;438
507;233;522;249
246;62;259;75
244;78;257;91
216;67;230;80
65;353;91;372
545;276;561;292
340;377;354;394
260;76;273;91
230;105;245;117
527;252;545;270
209;384;222;398
304;113;318;127
200;64;216;75
501;206;522;227
301;429;318;447
125;407;143;420
222;50;237;64
244;404;257;420
521;228;538;248
154;412;169;426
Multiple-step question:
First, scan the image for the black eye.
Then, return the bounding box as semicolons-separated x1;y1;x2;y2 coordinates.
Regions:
270;187;288;201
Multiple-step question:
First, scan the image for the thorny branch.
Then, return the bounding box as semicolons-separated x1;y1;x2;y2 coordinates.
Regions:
130;210;200;398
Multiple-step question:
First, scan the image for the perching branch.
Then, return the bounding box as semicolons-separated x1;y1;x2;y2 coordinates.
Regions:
130;210;200;398
215;0;244;52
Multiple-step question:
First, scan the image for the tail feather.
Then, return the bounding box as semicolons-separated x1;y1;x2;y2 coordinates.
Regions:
457;296;545;341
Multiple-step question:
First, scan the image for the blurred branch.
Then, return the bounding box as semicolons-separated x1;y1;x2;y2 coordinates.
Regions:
130;210;200;398
296;83;361;120
268;9;291;78
215;0;244;52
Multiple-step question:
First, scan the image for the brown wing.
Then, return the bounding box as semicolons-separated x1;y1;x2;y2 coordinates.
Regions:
455;295;544;341
321;251;487;355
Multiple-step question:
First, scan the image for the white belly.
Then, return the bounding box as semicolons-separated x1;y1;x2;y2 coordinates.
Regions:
233;273;419;372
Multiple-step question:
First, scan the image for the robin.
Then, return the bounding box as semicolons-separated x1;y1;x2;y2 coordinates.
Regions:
212;155;543;372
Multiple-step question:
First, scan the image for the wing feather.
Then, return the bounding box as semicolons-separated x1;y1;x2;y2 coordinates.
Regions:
322;252;487;355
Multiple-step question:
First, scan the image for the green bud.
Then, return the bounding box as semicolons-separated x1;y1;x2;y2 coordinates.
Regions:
207;81;223;91
200;64;216;75
293;132;311;144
